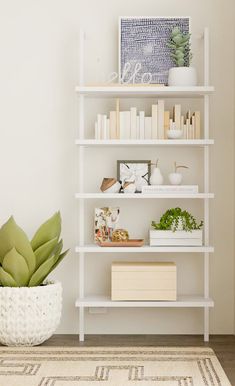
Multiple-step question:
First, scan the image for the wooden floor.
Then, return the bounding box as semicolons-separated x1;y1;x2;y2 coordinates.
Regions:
43;334;235;385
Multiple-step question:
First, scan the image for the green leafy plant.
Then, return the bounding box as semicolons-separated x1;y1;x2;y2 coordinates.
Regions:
151;207;203;232
0;212;69;287
167;27;192;67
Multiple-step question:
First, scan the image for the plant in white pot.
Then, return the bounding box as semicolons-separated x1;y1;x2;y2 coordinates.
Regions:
150;207;203;246
167;27;197;86
0;212;69;346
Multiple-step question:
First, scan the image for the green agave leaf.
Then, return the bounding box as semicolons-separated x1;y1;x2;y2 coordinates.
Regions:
28;240;63;287
3;247;30;286
34;236;58;269
0;267;17;287
31;212;61;251
0;217;36;275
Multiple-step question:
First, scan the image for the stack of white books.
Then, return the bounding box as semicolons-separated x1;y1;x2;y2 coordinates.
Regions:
142;185;199;194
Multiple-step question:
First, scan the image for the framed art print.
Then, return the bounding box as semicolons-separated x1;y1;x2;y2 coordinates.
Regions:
119;17;190;85
94;207;120;243
117;160;151;192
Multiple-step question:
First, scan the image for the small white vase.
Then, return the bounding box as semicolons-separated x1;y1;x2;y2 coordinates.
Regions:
168;67;197;87
169;172;182;185
150;167;164;185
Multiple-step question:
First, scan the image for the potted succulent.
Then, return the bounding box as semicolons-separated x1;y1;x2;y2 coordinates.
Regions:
0;212;69;346
167;27;197;86
150;207;203;246
168;161;188;185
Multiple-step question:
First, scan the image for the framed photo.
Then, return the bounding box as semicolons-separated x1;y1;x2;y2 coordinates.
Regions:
119;16;190;85
94;207;120;243
117;160;151;192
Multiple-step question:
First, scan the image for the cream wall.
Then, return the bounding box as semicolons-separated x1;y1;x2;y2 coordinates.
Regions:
0;0;234;334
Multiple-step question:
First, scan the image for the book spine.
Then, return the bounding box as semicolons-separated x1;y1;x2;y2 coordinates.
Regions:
97;114;103;139
144;117;152;139
102;115;107;139
164;111;170;139
106;118;110;139
151;105;158;139
157;100;164;139
130;107;137;139
116;98;120;139
136;116;140;139
109;111;117;139
139;111;145;140
194;111;201;139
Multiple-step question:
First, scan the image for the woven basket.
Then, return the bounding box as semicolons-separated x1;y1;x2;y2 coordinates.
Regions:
0;281;62;346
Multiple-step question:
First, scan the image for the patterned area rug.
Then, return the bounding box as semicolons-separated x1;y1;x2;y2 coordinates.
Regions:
0;346;231;386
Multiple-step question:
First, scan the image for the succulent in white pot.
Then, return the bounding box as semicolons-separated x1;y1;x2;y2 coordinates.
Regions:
169;162;188;185
167;27;197;86
0;212;69;346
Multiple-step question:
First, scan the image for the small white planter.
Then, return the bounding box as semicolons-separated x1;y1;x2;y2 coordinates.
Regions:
0;281;62;346
150;230;203;246
168;67;197;87
169;172;183;185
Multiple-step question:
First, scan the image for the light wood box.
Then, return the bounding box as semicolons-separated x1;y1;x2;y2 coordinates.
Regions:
111;262;177;301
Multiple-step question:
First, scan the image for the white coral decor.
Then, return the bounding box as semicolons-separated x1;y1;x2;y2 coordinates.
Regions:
0;282;62;346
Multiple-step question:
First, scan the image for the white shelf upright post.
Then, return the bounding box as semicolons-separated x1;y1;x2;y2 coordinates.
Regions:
203;27;210;342
78;28;85;342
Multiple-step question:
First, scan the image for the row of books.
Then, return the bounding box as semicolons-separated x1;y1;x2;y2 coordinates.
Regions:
94;100;201;140
142;185;199;194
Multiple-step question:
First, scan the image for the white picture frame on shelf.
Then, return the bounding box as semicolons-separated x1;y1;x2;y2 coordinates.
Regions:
119;16;190;85
117;160;151;192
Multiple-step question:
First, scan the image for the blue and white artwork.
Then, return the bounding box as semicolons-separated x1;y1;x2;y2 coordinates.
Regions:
119;17;190;85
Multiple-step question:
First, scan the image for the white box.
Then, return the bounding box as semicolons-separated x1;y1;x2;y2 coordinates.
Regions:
111;262;177;301
149;230;203;246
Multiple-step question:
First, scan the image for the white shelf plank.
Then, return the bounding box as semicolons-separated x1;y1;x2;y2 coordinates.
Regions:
75;85;214;98
75;139;214;147
75;193;214;199
75;245;214;253
75;295;214;308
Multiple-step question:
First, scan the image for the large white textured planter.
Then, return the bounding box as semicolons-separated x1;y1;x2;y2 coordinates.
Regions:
168;67;197;86
0;281;62;346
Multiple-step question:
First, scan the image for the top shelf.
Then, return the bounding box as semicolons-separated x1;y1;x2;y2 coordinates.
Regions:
75;85;215;98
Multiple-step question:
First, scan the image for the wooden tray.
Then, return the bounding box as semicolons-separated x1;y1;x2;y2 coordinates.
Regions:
97;239;144;247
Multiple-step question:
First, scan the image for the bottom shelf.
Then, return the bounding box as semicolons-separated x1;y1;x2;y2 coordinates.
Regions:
75;295;214;308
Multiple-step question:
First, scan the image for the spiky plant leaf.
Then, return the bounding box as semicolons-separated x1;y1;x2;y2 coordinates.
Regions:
31;212;61;251
0;266;18;287
0;217;36;275
34;237;58;269
28;240;63;287
2;247;29;286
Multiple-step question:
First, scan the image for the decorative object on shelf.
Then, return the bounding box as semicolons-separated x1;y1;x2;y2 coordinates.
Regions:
100;178;121;193
167;129;183;139
119;17;189;85
112;262;177;301
150;159;164;185
94;207;120;242
112;228;129;242
98;239;144;247
123;181;137;193
0;212;69;346
150;207;203;246
117;160;151;192
167;27;197;86
169;162;188;185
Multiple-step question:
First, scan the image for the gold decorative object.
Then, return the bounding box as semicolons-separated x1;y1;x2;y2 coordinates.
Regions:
112;229;129;242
